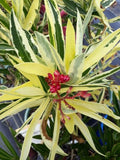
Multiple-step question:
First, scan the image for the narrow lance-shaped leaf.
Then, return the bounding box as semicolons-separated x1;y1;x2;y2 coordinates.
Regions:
83;29;120;71
10;10;39;62
35;32;56;69
0;28;10;44
0;44;15;54
101;0;116;8
67;99;120;120
60;84;107;94
76;9;83;56
0;98;43;120
49;104;61;160
73;114;105;156
0;82;33;102
80;66;120;85
94;0;110;28
40;102;67;156
0;132;18;157
0;0;11;13
20;98;50;160
12;0;24;23
0;10;9;29
22;0;41;31
8;55;43;88
64;19;75;72
68;54;84;84
83;0;94;34
15;62;54;77
45;0;65;59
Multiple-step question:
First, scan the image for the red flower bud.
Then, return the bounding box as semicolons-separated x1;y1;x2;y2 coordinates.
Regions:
54;70;60;77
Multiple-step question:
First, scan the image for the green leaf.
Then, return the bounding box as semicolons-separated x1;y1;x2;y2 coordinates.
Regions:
0;82;33;102
0;43;15;54
20;98;50;160
10;10;39;62
58;0;86;16
0;10;9;29
101;0;116;8
0;148;13;159
0;0;11;13
45;0;65;59
0;132;18;157
94;0;110;28
83;0;94;34
0;28;10;44
22;0;41;30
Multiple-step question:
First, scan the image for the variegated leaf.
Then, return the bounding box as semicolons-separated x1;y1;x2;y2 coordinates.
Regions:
80;66;120;85
0;97;44;120
49;104;60;160
84;29;120;71
10;10;39;62
64;19;75;72
20;98;50;160
35;32;56;69
45;0;65;59
73;114;105;156
76;9;83;56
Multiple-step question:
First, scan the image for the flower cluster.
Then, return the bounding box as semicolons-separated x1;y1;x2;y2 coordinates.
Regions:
46;70;70;93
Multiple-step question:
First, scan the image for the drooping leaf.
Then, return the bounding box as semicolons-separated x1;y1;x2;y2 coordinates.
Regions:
40;103;67;156
67;99;120;120
20;98;50;160
49;104;61;160
73;114;105;156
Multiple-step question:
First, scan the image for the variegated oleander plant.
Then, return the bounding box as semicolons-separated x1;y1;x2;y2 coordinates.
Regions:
0;0;120;159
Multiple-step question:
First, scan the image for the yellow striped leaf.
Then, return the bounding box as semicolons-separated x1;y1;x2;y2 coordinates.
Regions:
64;19;75;72
15;62;54;77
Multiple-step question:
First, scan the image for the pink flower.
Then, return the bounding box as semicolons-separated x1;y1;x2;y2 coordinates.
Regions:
46;70;70;93
60;10;67;18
